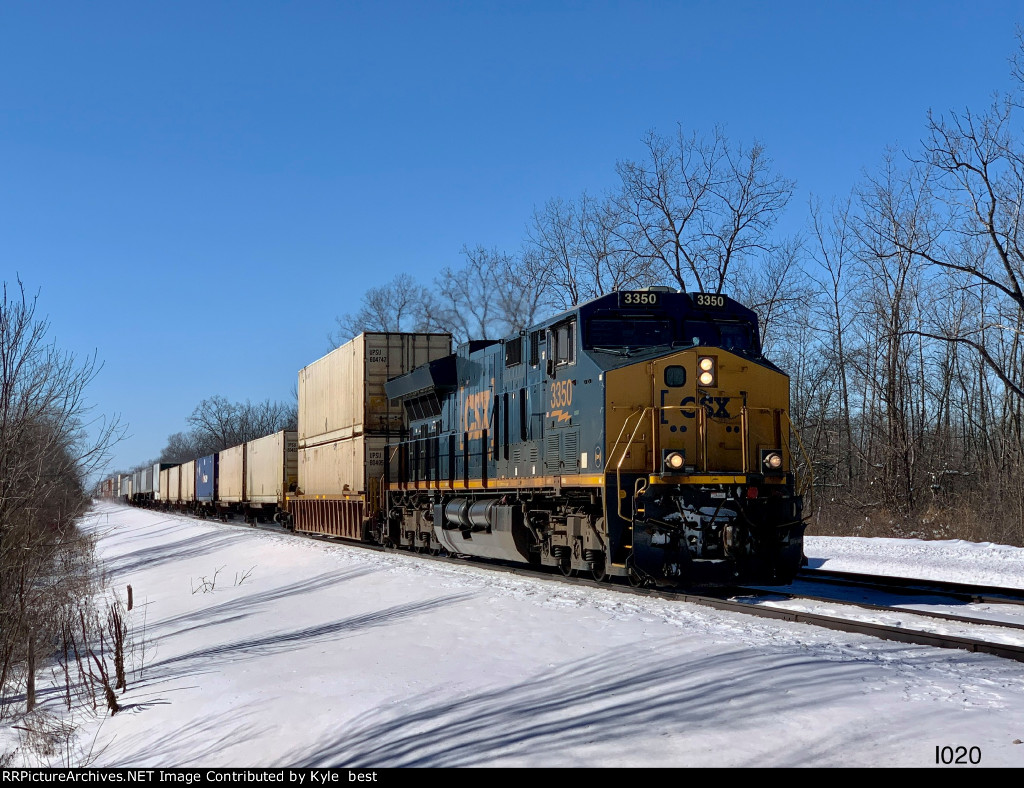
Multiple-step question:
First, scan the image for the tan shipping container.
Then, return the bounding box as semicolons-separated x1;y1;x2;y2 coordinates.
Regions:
219;444;246;503
181;460;196;503
163;465;181;503
292;435;386;539
298;332;450;447
297;435;386;498
247;430;298;504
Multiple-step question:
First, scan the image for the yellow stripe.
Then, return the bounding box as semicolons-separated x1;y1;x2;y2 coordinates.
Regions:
650;474;748;484
386;473;607;492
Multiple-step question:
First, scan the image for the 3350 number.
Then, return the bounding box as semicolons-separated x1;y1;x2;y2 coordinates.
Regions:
695;294;725;308
622;292;659;305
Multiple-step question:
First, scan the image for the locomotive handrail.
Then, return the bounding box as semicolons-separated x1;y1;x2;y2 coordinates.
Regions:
613;406;652;522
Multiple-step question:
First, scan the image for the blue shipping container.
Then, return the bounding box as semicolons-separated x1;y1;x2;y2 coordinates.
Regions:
196;454;219;502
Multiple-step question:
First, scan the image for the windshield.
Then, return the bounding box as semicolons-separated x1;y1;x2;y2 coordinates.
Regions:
587;316;674;347
682;320;757;352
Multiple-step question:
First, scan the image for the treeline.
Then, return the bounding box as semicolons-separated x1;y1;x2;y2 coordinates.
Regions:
338;42;1024;546
113;395;298;475
0;281;123;726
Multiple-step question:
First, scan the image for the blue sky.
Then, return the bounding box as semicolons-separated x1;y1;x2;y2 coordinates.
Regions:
2;1;1022;475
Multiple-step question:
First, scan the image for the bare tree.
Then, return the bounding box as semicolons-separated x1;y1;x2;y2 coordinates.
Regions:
527;193;654;309
615;125;794;293
329;273;435;348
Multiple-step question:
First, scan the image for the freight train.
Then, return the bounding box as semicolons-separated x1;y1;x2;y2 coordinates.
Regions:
101;287;808;588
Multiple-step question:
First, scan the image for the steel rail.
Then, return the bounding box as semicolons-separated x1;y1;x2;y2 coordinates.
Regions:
733;587;1024;631
796;568;1024;606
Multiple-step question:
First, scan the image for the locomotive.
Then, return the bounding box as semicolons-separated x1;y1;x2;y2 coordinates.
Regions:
103;287;807;588
381;287;806;586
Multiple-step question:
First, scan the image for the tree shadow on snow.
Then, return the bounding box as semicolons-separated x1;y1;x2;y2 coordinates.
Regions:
99;530;252;577
282;639;961;767
100;705;273;767
151;567;378;639
144;592;475;681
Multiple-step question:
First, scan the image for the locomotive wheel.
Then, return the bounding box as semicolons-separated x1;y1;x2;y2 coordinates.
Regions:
558;555;574;577
590;558;610;583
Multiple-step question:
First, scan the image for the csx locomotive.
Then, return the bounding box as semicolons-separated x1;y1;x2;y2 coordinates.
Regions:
382;287;807;587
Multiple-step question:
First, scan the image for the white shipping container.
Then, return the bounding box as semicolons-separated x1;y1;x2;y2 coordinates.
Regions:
219;444;246;503
247;430;298;504
181;460;196;502
298;332;450;447
297;435;386;498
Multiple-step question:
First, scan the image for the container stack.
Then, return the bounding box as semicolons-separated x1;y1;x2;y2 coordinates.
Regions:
290;332;451;538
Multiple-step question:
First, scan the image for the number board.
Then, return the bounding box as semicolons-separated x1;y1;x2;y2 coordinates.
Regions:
694;293;726;308
619;291;660;307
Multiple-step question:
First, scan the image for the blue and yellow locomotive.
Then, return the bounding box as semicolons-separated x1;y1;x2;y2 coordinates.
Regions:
382;287;806;587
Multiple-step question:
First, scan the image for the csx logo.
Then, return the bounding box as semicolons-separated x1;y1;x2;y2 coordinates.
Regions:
549;379;573;409
463;390;490;435
679;394;731;418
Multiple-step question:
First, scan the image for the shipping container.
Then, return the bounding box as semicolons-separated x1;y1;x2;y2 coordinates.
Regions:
246;430;297;505
180;460;196;503
218;444;246;503
196;454;218;503
298;332;450;447
119;474;132;500
134;468;151;496
153;462;174;501
297;435;386;497
292;435;386;538
161;465;179;503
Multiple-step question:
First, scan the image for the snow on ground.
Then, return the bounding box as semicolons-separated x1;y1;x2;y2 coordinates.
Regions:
806;535;1024;590
4;501;1024;768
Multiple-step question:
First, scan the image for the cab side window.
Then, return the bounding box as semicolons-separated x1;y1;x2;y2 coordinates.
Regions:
550;320;576;366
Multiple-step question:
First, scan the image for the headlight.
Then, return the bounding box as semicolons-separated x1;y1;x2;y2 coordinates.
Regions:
762;451;783;471
697;356;716;387
663;451;685;472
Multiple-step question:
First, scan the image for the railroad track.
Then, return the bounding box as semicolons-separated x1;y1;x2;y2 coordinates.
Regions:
795;567;1024;606
118;504;1024;664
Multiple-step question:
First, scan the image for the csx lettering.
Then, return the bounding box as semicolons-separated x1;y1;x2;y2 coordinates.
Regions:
463;390;490;433
679;395;731;418
549;379;573;409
